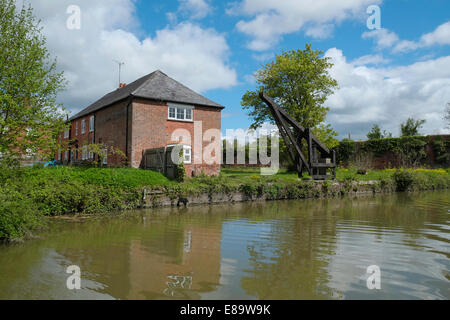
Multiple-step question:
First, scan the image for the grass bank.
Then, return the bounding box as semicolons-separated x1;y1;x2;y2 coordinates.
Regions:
1;165;449;241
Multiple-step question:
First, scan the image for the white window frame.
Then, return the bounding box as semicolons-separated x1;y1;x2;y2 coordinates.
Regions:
75;122;78;136
81;120;86;134
102;148;108;165
82;146;88;160
183;145;192;164
167;144;192;164
89;116;95;132
167;103;193;122
64;129;70;139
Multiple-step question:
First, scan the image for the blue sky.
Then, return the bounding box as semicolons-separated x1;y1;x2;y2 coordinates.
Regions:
32;0;450;139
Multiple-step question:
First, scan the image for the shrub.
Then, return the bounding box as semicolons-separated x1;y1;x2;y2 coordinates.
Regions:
431;137;450;165
175;148;186;182
0;187;43;241
393;169;414;191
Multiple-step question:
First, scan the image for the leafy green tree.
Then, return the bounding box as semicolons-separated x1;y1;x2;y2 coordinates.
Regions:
86;143;127;167
367;124;392;140
241;44;339;148
0;0;67;165
400;118;426;137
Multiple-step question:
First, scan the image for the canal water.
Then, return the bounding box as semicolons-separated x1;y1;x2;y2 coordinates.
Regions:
0;191;448;300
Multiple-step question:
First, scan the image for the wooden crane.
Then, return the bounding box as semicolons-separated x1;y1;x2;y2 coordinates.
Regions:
259;92;336;180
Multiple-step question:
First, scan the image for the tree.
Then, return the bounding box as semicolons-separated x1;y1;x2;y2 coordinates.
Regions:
86;143;127;167
445;103;450;129
400;118;426;137
241;44;339;148
367;124;392;140
0;0;67;165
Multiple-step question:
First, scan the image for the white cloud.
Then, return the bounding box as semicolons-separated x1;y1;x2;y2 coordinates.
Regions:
305;23;335;39
351;54;390;66
232;0;381;51
362;21;450;53
420;21;450;46
168;0;212;22
362;28;399;49
29;0;236;115
325;48;450;138
179;0;212;19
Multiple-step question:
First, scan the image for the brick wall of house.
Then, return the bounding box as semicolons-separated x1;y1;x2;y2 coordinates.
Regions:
131;99;222;176
57;97;222;176
56;114;95;163
130;98;168;168
94;99;130;167
72;114;94;160
190;105;221;176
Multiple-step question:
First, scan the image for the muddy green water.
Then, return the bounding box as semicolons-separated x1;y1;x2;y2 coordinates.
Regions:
0;191;449;300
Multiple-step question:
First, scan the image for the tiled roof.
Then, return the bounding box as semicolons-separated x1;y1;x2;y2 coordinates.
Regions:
70;70;224;120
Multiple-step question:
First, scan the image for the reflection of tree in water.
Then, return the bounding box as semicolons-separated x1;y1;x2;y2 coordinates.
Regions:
240;192;450;299
0;191;447;299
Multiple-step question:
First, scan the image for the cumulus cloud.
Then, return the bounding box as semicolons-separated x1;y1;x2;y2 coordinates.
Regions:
168;0;213;22
325;48;450;139
29;0;236;115
179;0;212;19
362;28;399;49
231;0;380;51
351;54;390;66
362;21;450;53
418;21;450;48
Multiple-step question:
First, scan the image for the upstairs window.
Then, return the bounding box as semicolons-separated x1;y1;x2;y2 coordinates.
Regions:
64;129;70;139
169;107;176;119
168;104;193;121
75;122;78;136
89;116;95;132
81;120;86;134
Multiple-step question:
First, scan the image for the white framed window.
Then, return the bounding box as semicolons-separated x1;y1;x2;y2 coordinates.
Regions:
167;144;192;164
64;150;69;161
64;129;70;139
102;148;108;165
81;120;86;134
169;106;176;119
82;146;88;160
168;103;193;121
75;122;78;136
183;145;192;164
89;116;95;132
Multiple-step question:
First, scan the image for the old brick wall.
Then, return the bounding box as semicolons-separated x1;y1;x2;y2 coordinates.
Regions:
130;98;168;169
56;97;222;176
191;106;221;176
131;99;222;176
94;99;130;166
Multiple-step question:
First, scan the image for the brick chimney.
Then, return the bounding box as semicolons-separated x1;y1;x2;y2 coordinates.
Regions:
119;83;127;88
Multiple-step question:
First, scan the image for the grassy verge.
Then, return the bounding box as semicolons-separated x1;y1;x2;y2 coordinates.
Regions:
1;165;449;241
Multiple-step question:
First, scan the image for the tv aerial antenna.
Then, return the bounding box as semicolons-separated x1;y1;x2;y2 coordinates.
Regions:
113;60;125;87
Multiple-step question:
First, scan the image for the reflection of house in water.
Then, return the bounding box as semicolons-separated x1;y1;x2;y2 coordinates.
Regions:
128;225;222;299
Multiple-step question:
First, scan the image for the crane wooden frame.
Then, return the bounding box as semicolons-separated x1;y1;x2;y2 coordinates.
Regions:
259;92;336;180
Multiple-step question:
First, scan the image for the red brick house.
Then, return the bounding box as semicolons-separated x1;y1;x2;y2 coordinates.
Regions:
56;70;223;176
